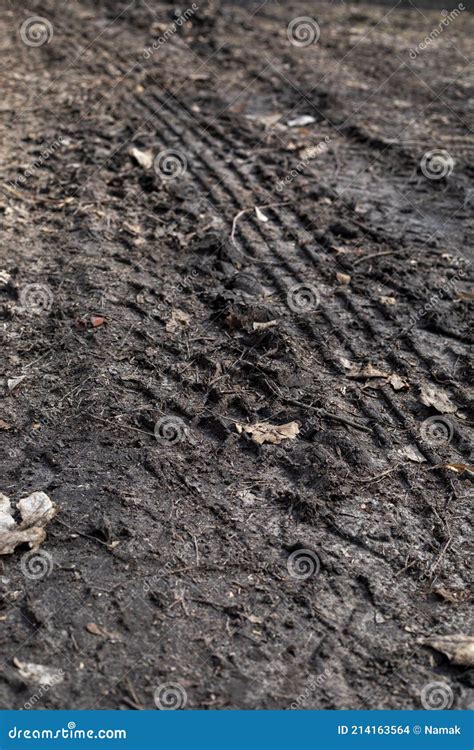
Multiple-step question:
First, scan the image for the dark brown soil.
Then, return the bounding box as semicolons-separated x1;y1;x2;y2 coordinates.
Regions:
0;0;472;710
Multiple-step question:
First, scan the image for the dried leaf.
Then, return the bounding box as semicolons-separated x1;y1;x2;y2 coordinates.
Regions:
166;309;191;334
0;419;12;430
13;658;64;686
0;491;58;555
0;494;16;532
255;206;269;223
397;444;426;463
425;635;474;666
90;315;106;328
86;622;122;642
235;421;299;445
341;358;389;379
455;291;474;301
252;320;278;331
420;385;456;414
225;312;243;330
442;463;474;476
7;375;26;392
287;115;315;127
379;296;396;305
389;374;408;391
122;222;142;236
434;587;472;604
128;147;153;170
336;272;351;285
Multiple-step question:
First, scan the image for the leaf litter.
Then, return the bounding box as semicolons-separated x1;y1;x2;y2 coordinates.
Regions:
0;491;58;555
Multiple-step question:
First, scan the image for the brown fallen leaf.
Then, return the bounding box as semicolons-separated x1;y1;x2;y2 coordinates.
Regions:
379;295;396;305
442;463;474;476
128;147;154;170
0;491;58;555
419;384;456;414
434;587;472;604
166;309;191;334
122;222;142;236
455;291;474;301
13;658;64;686
336;272;351;285
425;634;474;666
341;358;389;379
252;320;278;331
235;421;299;445
7;375;27;392
90;315;106;328
86;622;122;642
389;374;409;391
0;419;12;430
397;444;426;463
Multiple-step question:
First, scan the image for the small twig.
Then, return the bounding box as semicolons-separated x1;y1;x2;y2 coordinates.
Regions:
88;414;153;438
55;519;111;548
265;381;371;433
352;250;399;266
355;465;401;484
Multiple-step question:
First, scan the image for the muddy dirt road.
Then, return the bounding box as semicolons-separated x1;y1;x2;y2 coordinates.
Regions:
0;0;472;710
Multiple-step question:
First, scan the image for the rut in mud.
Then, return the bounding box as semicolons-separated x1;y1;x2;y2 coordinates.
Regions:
0;0;472;710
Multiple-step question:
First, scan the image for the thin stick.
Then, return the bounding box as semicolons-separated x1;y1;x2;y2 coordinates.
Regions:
264;380;371;433
353;250;398;266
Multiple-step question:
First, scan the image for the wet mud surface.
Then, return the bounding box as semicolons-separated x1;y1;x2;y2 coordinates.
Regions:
0;0;472;710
